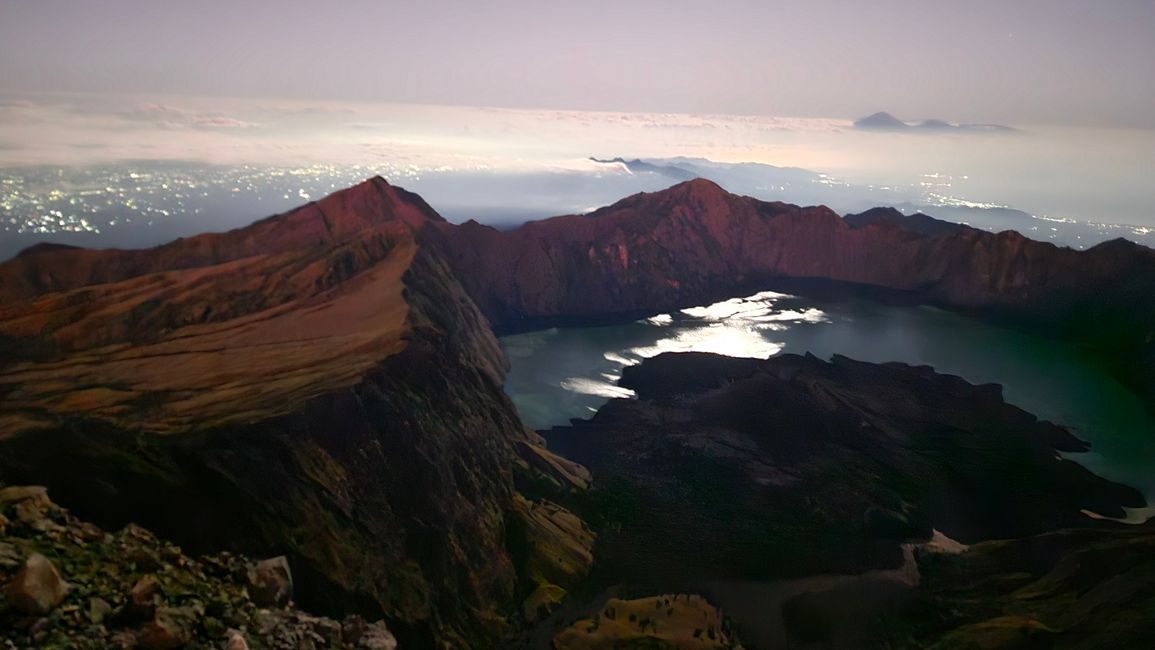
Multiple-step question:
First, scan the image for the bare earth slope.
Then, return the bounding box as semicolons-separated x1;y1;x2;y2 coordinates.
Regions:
0;177;572;648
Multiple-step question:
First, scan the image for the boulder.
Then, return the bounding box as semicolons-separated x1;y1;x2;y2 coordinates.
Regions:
89;597;113;624
131;575;160;607
358;623;398;650
342;615;367;644
224;630;250;650
1;486;64;534
0;541;19;569
138;606;198;649
4;553;69;615
245;556;293;608
523;583;567;623
0;485;49;507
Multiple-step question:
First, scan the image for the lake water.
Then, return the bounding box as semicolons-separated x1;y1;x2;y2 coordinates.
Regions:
500;291;1155;512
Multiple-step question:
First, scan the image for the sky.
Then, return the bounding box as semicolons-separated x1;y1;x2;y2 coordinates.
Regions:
1;0;1153;128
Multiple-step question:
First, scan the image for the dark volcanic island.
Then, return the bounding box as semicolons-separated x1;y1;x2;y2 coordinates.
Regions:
1;177;1154;649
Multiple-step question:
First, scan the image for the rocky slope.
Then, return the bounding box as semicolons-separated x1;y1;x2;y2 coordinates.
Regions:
0;484;398;649
882;525;1155;650
0;177;589;648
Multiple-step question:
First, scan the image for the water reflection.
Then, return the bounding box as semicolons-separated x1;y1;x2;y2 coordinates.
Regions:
508;292;824;423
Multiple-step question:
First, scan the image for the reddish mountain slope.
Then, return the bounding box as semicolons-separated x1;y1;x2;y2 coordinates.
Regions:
0;177;587;648
434;179;1155;348
430;179;1155;406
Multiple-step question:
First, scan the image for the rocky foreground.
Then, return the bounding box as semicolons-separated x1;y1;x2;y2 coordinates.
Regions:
0;485;396;649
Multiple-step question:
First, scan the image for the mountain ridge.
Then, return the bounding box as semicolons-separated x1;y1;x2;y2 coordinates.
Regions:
854;111;1018;133
0;176;589;648
1;177;1153;647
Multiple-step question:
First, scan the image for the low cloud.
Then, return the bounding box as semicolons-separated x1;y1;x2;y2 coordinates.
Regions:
0;91;855;170
192;116;254;129
126;103;256;130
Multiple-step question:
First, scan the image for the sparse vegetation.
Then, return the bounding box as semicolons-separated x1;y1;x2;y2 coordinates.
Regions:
553;593;742;649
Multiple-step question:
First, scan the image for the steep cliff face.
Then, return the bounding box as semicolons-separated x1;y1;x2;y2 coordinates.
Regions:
432;179;1155;364
0;177;562;647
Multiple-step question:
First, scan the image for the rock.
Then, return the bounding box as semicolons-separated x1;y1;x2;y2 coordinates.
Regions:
110;630;137;648
28;617;51;636
89;597;113;624
0;512;8;535
224;630;249;650
76;521;105;542
255;609;281;636
0;541;19;568
127;546;164;572
358;623;398;650
131;574;160;606
523;583;567;623
30;618;51;646
9;491;64;534
222;608;249;629
4;553;69;615
0;486;49;507
122;574;160;622
312;617;342;644
138;606;198;649
110;630;137;647
341;615;367;645
245;556;293;608
511;497;594;590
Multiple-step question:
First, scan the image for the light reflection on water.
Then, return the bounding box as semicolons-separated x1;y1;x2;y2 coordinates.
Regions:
500;291;1155;508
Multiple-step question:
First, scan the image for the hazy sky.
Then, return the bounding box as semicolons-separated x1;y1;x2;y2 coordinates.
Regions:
1;0;1153;127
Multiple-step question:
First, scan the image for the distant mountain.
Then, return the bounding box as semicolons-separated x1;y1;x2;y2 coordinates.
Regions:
854;111;1018;133
588;156;698;181
854;111;911;130
842;205;971;237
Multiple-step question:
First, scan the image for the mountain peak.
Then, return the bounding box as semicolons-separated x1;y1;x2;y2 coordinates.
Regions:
844;206;972;237
310;175;446;232
0;177;448;302
854;111;908;129
671;177;727;193
648;177;732;204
